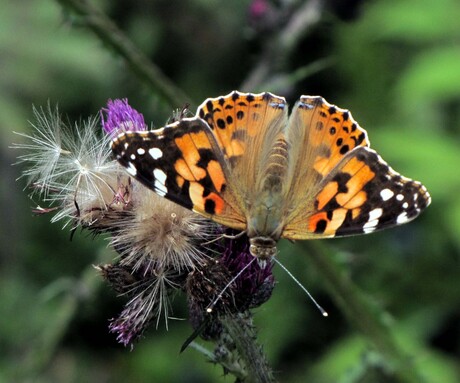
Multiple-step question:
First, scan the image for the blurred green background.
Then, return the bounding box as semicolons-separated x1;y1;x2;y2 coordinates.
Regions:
2;0;460;382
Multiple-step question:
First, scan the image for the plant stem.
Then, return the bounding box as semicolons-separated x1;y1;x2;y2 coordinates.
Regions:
303;241;426;383
55;0;192;106
241;0;325;92
221;312;277;383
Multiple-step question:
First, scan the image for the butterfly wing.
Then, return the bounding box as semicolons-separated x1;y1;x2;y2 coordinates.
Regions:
197;91;287;164
197;91;288;200
112;91;289;232
282;96;431;239
283;146;431;238
111;118;246;230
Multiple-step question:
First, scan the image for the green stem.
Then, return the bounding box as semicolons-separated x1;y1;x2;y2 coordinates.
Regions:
221;312;277;383
241;0;325;92
55;0;192;106
190;341;247;381
303;241;426;383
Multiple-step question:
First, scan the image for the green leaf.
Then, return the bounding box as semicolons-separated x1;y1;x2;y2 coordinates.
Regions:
398;48;460;107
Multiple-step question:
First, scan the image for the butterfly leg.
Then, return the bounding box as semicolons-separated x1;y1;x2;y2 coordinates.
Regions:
201;230;246;246
222;231;247;240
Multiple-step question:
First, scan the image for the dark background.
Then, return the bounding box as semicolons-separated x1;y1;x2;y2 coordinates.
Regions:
2;0;460;382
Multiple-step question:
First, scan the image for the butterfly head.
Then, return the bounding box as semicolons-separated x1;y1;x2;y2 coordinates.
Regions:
249;236;277;267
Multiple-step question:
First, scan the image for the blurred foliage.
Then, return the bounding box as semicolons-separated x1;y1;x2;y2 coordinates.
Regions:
2;0;459;382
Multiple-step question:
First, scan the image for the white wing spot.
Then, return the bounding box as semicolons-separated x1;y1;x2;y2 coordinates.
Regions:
363;223;377;234
363;208;383;233
149;147;163;160
369;208;383;221
126;163;137;176
396;194;404;201
153;168;167;196
137;148;145;155
397;212;409;224
130;154;136;160
124;142;129;150
380;188;394;201
402;202;409;209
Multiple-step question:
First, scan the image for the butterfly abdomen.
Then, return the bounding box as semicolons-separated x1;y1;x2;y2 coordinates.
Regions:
261;136;289;192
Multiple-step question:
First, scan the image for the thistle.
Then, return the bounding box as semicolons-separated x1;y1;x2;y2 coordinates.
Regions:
13;100;275;347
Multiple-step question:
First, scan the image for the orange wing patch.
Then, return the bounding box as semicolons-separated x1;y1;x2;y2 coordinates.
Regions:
111;119;247;230
307;161;375;236
283;147;378;239
188;182;225;215
169;128;241;221
297;96;370;178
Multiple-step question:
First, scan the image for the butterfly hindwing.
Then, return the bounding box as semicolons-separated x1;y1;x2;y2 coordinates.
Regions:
282;146;431;239
111;118;246;230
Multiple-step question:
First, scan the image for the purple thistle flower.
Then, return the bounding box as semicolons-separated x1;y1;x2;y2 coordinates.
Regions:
189;231;274;302
100;99;146;137
109;315;137;347
249;0;269;19
186;231;275;341
248;0;278;34
220;232;275;310
107;278;162;347
100;261;187;347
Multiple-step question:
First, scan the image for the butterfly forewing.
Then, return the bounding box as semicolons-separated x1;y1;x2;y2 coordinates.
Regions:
111;118;246;230
285;96;369;200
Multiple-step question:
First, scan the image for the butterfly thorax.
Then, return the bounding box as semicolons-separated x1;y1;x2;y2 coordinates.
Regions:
246;196;284;264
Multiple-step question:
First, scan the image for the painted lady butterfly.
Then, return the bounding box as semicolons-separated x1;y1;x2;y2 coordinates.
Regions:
111;91;431;264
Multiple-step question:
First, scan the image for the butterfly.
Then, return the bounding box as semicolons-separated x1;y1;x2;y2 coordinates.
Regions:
111;91;431;265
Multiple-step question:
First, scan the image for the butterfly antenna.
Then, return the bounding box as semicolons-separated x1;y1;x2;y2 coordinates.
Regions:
273;258;328;317
206;257;257;313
